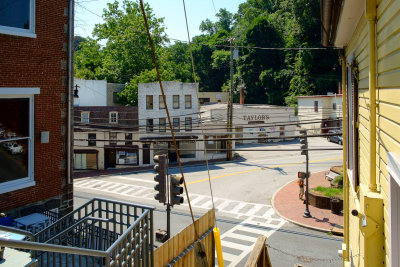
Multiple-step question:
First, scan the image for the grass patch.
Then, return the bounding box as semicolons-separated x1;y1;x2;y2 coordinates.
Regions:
313;186;343;197
333;175;343;188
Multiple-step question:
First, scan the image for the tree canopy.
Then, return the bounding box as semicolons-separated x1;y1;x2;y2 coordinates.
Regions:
75;0;340;106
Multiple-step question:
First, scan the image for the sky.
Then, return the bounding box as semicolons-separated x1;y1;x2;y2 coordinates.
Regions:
75;0;246;42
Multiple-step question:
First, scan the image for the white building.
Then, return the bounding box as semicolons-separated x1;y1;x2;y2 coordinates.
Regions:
296;94;342;133
138;81;228;165
201;103;296;145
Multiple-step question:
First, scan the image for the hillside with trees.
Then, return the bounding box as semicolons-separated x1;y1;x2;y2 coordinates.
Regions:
74;0;341;106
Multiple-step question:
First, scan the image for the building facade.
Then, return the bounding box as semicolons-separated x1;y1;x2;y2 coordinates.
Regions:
0;0;74;215
198;92;229;104
201;103;296;145
74;106;139;170
322;0;400;266
297;94;342;133
138;82;225;164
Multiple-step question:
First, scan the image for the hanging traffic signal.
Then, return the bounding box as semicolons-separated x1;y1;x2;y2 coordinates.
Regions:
170;175;184;206
154;155;167;203
299;129;308;156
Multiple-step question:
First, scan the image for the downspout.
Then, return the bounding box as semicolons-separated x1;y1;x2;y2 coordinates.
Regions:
67;0;75;184
366;0;377;192
340;54;349;262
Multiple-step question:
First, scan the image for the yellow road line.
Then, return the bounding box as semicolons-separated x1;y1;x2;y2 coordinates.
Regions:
187;156;342;185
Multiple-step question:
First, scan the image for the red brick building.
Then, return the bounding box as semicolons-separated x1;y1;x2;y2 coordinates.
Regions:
0;0;74;216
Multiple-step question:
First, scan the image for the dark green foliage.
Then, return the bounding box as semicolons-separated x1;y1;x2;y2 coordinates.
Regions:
75;0;340;106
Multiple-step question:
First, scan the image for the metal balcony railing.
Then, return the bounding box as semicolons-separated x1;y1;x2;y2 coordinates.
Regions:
0;198;154;267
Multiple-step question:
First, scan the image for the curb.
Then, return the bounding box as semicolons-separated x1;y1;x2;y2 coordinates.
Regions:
271;175;344;236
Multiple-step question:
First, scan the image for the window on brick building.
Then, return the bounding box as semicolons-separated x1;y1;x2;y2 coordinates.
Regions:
0;89;39;194
159;118;166;132
159;95;165;109
109;112;118;124
81;112;90;123
185;95;192;109
173;118;180;132
146;95;153;109
0;0;36;37
173;95;180;109
88;133;96;146
185;117;192;132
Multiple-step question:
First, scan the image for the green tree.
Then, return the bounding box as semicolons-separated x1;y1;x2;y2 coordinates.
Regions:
74;37;104;80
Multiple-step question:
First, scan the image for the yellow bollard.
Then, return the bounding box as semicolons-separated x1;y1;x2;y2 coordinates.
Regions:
213;227;224;267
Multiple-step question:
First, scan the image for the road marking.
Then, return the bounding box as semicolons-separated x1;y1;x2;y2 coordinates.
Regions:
187;156;342;185
219;215;286;266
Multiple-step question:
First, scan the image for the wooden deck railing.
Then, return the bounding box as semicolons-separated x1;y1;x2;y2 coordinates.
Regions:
245;236;272;267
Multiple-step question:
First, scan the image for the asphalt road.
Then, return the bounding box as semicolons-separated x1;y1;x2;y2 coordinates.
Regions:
74;137;343;266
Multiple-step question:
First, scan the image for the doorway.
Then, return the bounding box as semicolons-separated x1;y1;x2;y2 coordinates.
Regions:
143;144;150;164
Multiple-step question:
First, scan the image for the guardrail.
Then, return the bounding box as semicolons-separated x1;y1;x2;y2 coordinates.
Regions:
0;198;154;267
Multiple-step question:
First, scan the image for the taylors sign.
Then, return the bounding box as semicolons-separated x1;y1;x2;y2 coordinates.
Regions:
243;115;270;121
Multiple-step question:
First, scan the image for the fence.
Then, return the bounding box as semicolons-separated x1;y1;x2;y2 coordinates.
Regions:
0;198;155;267
245;236;272;267
154;209;215;267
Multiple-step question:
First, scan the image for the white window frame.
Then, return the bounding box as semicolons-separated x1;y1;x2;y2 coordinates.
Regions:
0;0;36;38
81;112;90;124
388;152;400;267
109;111;118;124
173;95;180;109
0;87;40;194
185;95;192;109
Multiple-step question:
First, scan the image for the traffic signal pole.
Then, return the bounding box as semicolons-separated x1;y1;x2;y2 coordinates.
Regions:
299;130;311;218
304;151;311;218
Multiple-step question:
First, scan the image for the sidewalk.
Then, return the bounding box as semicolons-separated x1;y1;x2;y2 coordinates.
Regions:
272;170;344;235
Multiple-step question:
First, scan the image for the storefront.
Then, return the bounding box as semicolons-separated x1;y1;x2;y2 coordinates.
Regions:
74;150;98;170
105;146;139;169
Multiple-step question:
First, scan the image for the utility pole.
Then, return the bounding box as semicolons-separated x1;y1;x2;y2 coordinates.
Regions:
300;130;311;218
227;37;235;161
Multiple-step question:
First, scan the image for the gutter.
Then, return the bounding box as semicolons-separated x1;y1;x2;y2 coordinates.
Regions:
67;0;75;184
321;0;343;47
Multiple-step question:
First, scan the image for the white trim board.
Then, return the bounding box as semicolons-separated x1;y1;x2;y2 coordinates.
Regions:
0;88;40;95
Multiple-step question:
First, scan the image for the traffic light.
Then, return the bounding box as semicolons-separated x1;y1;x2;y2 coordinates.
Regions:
298;171;306;178
299;129;308;156
154;155;167;203
170;175;184;206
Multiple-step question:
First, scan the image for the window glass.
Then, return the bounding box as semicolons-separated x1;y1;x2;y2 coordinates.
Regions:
159;118;166;132
146;119;154;133
314;101;318;112
125;133;132;145
185;117;192;132
173;118;180;132
0;98;30;184
81;112;89;123
88;133;96;146
185;95;192;109
159;95;165;109
109;112;118;124
0;0;30;30
179;141;195;158
146;95;153;109
173;95;180;109
332;103;337;110
117;150;137;165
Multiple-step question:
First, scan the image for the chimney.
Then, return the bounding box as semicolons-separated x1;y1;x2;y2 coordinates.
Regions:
338;82;342;94
240;87;245;104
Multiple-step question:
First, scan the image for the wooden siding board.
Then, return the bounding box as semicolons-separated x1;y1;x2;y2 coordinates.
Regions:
378;68;400;88
377;0;400;32
379;116;400;145
377;88;400;104
378;48;400;74
377;7;400;46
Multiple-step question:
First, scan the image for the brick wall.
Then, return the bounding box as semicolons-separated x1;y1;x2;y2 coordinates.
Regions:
0;0;73;214
74;106;138;129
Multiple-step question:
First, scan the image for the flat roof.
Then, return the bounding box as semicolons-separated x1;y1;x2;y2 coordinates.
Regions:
296;94;342;99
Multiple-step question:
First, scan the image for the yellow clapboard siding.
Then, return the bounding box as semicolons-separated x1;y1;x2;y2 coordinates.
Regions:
379;169;389;197
378;129;400;159
359;104;369;119
377;88;400;103
359;77;369;89
379;115;400;145
359;88;369;99
377;141;389;164
378;24;400;59
379;102;400;125
377;7;400;45
377;0;391;19
378;69;400;88
358;67;369;81
347;15;368;56
378;48;400;73
377;0;400;32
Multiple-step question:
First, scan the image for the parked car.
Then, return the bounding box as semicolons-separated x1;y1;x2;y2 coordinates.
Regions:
9;143;23;154
2;142;13;150
327;130;343;145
